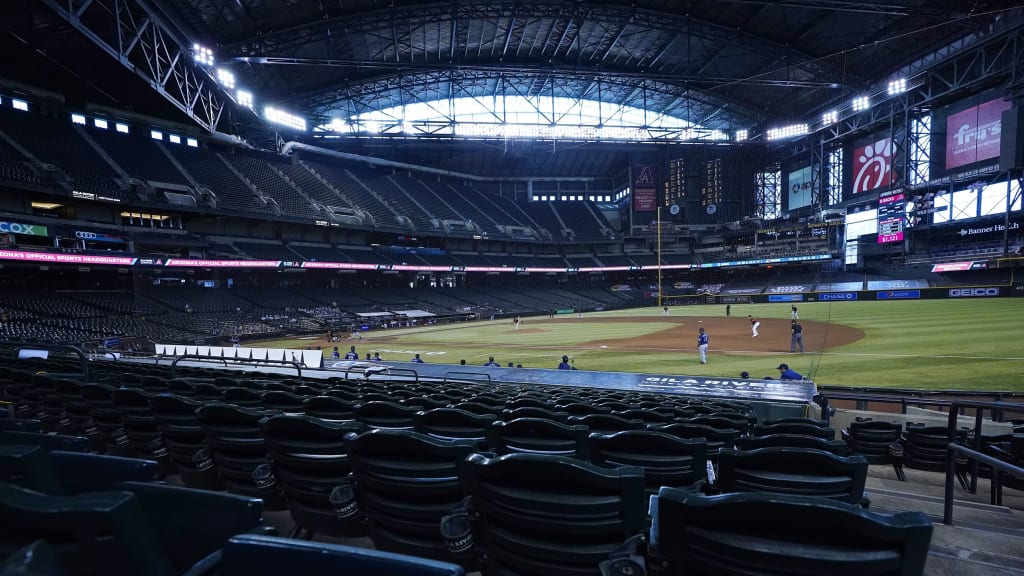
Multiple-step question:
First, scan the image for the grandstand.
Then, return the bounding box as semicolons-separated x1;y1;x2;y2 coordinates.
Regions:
1;1;1024;574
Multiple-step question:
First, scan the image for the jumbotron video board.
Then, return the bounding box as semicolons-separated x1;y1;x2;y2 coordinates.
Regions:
877;190;905;244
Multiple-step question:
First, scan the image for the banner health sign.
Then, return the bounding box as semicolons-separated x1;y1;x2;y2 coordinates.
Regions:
787;165;813;209
946;97;1011;170
0;221;48;237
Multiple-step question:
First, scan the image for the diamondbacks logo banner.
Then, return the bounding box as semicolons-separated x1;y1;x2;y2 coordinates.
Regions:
632;164;658;212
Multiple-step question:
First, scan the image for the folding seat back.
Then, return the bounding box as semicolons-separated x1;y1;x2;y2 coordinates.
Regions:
688;416;750;435
453;402;500;416
304;395;356;421
0;483;178;576
717;448;869;505
737;434;850;455
223;387;264;409
904;426;966;471
404;397;450;411
53;379;90;436
261;391;306;415
501;407;568;423
596;400;632;412
192;383;224;401
488;418;591;459
260;415;366;537
342;429;477;562
196;403;284;507
590;431;708;492
115;481;265;575
647;488;932;576
556;402;610;417
0;445;64;495
219;534;464;576
763;417;829;427
354;401;419;430
413;408;496;446
754;423;836;440
844;420;904;460
0;431;88;453
80;384;133;457
112;388;171;472
325;389;361;403
611;409;673;425
461;453;647;576
506;397;550;410
149;394;222;490
359;393;402;404
568;414;645;434
649;423;739;461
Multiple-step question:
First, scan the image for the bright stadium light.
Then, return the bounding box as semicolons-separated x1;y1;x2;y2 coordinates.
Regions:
192;44;215;66
11;99;28;112
822;110;839;125
264;106;306;131
94;118;108;129
186;138;199;147
887;78;907;95
71;113;86;125
852;96;870;112
330;119;348;132
236;90;253;109
115;123;129;134
765;124;808;141
216;69;235;89
735;129;748;141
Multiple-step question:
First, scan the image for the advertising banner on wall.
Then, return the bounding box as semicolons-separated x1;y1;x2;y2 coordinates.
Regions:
851;136;895;194
787;165;813;209
0;221;48;236
945;97;1011;170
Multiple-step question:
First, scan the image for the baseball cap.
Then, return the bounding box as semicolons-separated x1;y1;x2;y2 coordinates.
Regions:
777;363;789;370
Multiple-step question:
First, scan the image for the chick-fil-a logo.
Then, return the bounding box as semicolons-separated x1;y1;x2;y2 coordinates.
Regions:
852;137;894;194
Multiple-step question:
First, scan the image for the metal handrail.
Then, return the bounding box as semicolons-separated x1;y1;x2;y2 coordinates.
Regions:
3;342;90;378
814;393;957;425
383;367;419;382
943;400;1024;525
444;371;492;384
168;354;304;379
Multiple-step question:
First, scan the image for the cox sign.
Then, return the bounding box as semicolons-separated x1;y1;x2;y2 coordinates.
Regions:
949;288;1000;298
0;221;48;236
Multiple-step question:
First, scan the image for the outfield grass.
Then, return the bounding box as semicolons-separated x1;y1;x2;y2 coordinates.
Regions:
254;298;1024;391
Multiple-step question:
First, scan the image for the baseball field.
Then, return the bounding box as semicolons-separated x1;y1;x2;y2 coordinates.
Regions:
252;298;1024;391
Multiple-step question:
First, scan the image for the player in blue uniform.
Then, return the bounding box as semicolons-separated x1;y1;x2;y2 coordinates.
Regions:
777;363;804;380
411;353;424;363
697;327;709;364
344;346;358;360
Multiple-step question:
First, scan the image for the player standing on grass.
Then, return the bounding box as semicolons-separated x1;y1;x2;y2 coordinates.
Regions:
748;315;760;337
663;305;669;316
697;326;709;364
791;304;799;319
513;315;521;330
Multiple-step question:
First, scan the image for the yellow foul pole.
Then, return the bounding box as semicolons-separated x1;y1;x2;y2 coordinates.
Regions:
657;206;662;307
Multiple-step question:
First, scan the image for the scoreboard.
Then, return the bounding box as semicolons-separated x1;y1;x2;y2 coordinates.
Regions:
877;191;905;244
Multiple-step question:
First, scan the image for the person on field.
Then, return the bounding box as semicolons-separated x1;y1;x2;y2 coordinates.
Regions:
748;315;760;337
790;320;805;353
791;304;799;319
558;355;572;370
331;346;340;359
344;346;358;360
726;304;731;317
411;353;424;363
697;327;709;364
483;356;500;367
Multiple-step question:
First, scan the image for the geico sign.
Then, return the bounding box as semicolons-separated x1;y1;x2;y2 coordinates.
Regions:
0;222;41;235
949;288;1000;297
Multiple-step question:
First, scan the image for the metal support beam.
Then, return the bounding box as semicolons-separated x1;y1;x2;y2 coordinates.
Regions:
41;0;229;133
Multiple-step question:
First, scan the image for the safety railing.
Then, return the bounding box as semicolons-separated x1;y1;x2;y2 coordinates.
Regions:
167;354;304;379
444;371;492;385
2;342;90;379
943;400;1024;525
814;393;956;425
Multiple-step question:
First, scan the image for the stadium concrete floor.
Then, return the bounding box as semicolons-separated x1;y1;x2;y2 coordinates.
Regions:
252;464;1024;575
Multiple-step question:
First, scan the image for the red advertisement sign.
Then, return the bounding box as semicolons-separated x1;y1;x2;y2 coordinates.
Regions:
945;98;1011;169
931;261;975;272
852;137;894;194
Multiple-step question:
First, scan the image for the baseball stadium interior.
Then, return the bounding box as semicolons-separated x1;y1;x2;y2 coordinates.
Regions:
1;1;1024;575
